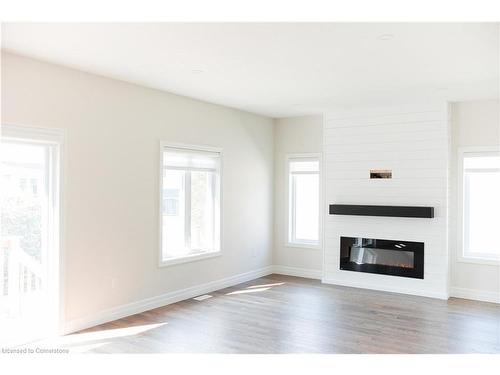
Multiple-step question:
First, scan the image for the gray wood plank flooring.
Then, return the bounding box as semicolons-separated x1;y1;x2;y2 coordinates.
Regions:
45;275;500;353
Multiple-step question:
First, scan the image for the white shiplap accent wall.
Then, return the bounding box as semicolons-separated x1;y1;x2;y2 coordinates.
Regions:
323;105;450;299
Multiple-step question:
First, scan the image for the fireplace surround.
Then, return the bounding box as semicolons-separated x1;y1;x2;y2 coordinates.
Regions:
340;236;424;279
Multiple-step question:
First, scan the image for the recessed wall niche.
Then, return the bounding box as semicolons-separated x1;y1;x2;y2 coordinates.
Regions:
370;169;392;179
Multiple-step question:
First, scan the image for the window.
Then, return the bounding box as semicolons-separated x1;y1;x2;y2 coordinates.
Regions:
461;149;500;262
163;189;179;216
1;124;63;344
287;155;320;248
160;143;222;266
31;178;38;196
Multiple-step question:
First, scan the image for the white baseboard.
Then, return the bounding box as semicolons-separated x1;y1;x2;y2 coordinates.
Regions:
64;266;273;334
322;276;449;300
64;266;485;335
272;265;322;280
450;287;500;304
63;264;326;334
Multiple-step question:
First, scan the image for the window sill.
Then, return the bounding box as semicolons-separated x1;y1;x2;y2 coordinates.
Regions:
286;242;321;250
457;255;500;266
159;251;222;267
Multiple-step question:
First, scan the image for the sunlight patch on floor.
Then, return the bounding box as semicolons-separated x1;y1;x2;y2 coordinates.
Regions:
68;341;112;353
226;280;286;296
33;322;168;351
65;322;167;343
226;287;271;295
193;294;213;301
246;282;285;289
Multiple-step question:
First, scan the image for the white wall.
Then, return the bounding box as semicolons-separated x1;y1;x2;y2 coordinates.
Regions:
449;100;500;303
323;105;450;299
1;52;275;330
3;50;497;340
273;116;323;277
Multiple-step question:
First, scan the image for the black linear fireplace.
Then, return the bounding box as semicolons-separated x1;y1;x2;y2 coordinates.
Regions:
340;236;424;279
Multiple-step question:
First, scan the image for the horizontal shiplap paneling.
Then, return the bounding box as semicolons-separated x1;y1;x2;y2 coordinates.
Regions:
323;105;449;299
324;128;447;145
325;112;444;128
326;158;447;171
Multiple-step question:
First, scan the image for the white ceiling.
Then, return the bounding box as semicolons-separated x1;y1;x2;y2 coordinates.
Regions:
2;23;499;118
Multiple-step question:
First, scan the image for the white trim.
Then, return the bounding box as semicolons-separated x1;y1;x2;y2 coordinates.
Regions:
456;256;500;266
60;264;499;336
450;287;500;304
63;264;329;334
322;276;449;300
272;265;322;280
64;266;273;334
321;116;327;281
1;123;66;337
159;251;222;267
457;146;500;266
184;170;192;249
163;165;217;172
285;153;322;248
57;129;67;336
285;242;321;250
458;145;500;154
158;141;223;268
1;123;64;144
159;141;223;154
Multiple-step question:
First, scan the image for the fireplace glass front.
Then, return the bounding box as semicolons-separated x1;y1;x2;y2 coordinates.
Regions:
340;237;424;279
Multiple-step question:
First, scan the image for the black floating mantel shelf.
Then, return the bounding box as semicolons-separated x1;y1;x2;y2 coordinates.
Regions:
329;204;434;218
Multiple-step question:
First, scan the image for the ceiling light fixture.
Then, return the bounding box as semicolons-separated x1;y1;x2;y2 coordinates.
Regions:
191;69;205;74
377;34;395;41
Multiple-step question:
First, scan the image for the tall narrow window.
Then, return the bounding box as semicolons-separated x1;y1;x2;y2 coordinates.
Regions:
288;156;320;247
1;125;62;346
160;144;221;265
461;150;500;261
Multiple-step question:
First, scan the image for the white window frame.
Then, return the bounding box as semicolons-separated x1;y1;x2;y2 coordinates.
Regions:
159;141;222;267
457;146;500;265
1;123;65;336
286;153;322;250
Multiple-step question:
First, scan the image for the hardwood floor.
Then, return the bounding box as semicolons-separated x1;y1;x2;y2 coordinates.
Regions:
43;274;500;353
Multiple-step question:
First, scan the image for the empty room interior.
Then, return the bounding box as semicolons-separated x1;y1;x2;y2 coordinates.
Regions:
1;22;500;355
